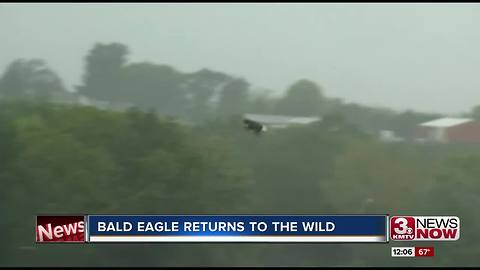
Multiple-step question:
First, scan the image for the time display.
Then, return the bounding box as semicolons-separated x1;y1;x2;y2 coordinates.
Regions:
391;247;415;257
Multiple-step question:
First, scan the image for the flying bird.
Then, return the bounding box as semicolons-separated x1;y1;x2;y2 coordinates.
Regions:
243;118;267;135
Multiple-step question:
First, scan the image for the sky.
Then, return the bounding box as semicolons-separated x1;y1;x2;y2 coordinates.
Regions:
1;3;480;114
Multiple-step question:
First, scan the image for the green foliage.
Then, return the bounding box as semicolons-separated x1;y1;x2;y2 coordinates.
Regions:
0;101;253;266
77;43;129;101
470;104;480;120
76;43;235;121
247;91;276;114
217;78;250;116
275;79;324;116
1;42;479;266
0;59;66;100
184;68;233;121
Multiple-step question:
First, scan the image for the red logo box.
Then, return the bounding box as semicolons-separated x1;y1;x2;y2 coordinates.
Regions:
390;216;460;241
415;246;435;257
36;215;85;243
390;216;415;240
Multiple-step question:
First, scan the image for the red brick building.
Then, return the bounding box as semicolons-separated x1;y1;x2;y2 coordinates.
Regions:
415;117;480;144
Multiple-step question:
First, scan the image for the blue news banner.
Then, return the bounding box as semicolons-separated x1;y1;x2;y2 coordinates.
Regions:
86;215;388;243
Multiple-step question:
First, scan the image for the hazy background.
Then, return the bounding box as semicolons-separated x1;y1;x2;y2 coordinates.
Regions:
2;3;480;114
1;3;480;267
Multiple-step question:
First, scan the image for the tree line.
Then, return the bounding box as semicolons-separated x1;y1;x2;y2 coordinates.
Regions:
1;42;459;137
0;42;479;266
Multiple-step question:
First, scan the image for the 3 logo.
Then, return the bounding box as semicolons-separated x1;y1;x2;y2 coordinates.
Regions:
390;216;460;241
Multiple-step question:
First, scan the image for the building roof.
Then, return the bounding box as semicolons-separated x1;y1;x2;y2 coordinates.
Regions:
244;113;321;126
419;117;473;128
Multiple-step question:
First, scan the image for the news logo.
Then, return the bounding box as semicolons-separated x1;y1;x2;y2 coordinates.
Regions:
390;216;460;241
36;216;85;243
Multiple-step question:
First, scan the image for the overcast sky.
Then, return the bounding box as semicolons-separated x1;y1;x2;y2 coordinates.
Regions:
1;3;480;114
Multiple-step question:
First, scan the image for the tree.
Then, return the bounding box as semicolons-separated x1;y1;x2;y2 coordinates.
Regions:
392;110;441;139
274;79;324;116
121;63;186;115
77;43;129;101
470;105;480;120
217;78;250;116
424;155;480;266
0;102;256;266
0;59;66;100
247;89;276;114
183;68;233;122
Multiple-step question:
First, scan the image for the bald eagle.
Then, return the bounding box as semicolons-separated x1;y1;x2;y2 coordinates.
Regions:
243;118;267;135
